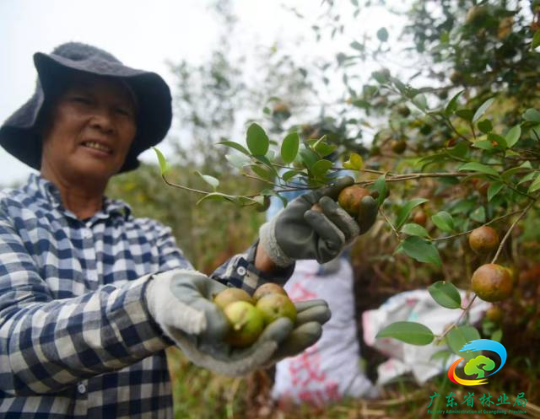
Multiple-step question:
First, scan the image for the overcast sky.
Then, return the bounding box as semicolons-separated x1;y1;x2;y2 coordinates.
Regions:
0;0;403;185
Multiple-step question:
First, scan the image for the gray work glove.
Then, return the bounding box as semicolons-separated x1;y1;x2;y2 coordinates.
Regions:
259;176;378;267
146;269;331;376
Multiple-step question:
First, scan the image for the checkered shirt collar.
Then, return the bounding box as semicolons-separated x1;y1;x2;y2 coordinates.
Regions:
26;173;132;220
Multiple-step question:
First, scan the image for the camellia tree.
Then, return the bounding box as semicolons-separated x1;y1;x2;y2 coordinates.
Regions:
150;0;540;412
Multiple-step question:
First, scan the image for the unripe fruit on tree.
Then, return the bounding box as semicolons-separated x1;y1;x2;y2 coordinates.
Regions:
253;282;288;302
485;306;503;323
471;178;489;196
256;293;297;326
397;106;411;117
223;301;265;348
468;226;500;255
437;90;449;100
471;263;513;303
214;288;254;311
272;102;291;119
337;185;371;217
466;5;489;26
391;139;407;154
412;210;427;226
450;71;463;85
255;196;271;212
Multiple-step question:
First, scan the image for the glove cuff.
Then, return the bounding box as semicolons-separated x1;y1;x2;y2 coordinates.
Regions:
259;216;295;268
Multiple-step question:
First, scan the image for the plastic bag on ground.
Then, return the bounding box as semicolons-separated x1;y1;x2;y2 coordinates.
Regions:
362;289;491;385
272;259;377;406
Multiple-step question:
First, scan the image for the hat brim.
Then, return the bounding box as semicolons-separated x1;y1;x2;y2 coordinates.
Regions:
0;51;172;174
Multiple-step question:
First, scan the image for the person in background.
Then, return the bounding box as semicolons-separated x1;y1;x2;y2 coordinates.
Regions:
0;43;377;418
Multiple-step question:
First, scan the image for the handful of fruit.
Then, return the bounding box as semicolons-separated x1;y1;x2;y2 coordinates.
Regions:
213;283;297;348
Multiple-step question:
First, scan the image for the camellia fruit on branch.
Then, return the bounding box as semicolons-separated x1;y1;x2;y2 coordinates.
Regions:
468;226;500;255
471;263;513;303
337;185;371;217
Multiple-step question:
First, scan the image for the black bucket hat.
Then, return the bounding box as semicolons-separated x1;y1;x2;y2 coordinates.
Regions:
0;42;172;173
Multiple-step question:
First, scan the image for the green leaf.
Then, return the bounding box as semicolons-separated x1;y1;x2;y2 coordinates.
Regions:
518;171;536;185
473;98;495;123
298;147;319;169
532;30;540;50
472;140;494;151
376;321;434;346
377;27;389;42
218;141;251;156
313;138;337;157
196;192;234;206
398;236;442;266
310;159;333;178
445;90;464;116
225;153;250;169
477;119;493;134
447;141;469;159
281;132;300;164
412;94;428;111
523;109;540;123
395;198;429;229
371;175;388;206
446;326;481;361
252;155;277;174
246;123;269;156
456;109;474;122
195;171;219;190
431;211;455;232
449;199;476;214
505;125;521;149
503;161;533;180
266;149;276;161
153;147;169;175
488;133;507;148
416;153;450;169
350;40;364;52
470;206;486;223
428;281;462;309
491;329;503;342
250;165;275;183
458;162;499;177
528;173;540;193
372;71;389;84
401;223;429;238
282;169;303;182
343;152;364;170
487;182;505;202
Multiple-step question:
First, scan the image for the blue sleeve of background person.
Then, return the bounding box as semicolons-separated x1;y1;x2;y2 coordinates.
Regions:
266;169;357;222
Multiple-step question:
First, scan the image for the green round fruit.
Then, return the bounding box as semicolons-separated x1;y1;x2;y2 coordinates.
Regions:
214;288;254;311
253;283;288;302
256;294;297;326
223;301;264;348
390;139;407;154
337;185;371;217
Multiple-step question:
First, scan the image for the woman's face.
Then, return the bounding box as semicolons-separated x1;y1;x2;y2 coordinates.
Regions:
41;74;137;186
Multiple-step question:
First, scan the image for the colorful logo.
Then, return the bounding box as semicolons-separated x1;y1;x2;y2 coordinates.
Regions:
448;339;507;386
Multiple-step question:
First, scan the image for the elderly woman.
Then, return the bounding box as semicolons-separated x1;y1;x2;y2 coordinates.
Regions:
0;43;377;418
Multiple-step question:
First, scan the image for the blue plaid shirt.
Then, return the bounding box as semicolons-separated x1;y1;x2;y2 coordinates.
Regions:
0;174;292;418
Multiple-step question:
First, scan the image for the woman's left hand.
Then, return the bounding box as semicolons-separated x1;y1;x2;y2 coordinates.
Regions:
146;269;331;376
